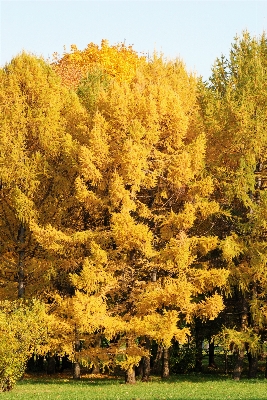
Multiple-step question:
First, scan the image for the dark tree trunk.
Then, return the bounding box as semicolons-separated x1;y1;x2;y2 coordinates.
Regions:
247;283;258;379
124;338;136;384
224;350;228;375
194;317;204;373
233;295;248;380
195;342;203;372
37;355;45;372
92;364;100;374
125;366;136;384
161;347;169;379
265;357;267;379
91;335;102;374
135;360;143;377
73;327;81;379
55;355;61;372
61;354;72;372
233;349;245;381
47;354;56;375
73;362;81;379
248;352;258;379
27;353;35;372
208;339;216;368
17;224;25;299
195;319;203;372
141;337;151;381
152;344;163;375
142;355;151;382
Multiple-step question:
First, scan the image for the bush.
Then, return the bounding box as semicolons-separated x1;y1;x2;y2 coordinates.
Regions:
170;344;196;374
0;300;49;392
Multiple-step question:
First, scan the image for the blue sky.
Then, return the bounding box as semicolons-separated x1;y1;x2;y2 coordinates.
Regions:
1;1;267;80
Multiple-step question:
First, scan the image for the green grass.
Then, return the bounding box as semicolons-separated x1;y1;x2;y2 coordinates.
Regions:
2;374;267;400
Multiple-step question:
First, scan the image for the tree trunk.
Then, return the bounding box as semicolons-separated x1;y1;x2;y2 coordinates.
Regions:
142;355;151;382
161;347;169;379
73;362;81;379
125;366;136;384
233;349;244;380
47;354;56;375
61;354;71;372
224;350;228;375
124;338;136;384
37;355;45;372
27;353;35;372
194;317;203;372
265;357;267;379
208;339;216;368
91;335;102;374
152;344;163;375
248;352;258;379
73;326;81;379
195;330;203;371
233;295;248;380
135;359;143;378
195;342;203;372
17;223;25;299
247;283;258;379
55;355;61;372
92;364;100;374
141;337;151;381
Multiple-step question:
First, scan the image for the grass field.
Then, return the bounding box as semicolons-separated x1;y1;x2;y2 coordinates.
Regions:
2;373;267;400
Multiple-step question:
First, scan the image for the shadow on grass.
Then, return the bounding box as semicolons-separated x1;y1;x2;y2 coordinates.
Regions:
20;372;267;386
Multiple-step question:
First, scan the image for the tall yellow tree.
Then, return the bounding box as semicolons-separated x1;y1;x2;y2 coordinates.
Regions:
0;53;88;300
53;44;229;382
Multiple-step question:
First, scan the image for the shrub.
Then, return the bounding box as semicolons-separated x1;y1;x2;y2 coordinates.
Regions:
170;344;195;374
0;300;49;392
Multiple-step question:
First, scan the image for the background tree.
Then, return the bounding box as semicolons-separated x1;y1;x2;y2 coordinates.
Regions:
52;39;146;90
198;31;267;379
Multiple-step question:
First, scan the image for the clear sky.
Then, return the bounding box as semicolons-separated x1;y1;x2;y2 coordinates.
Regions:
1;1;267;80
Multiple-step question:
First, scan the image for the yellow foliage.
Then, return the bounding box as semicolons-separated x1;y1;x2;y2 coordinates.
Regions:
30;221;72;252
219;327;261;355
191;268;229;294
158;232;196;272
0;48;225;370
220;233;244;263
192;236;219;256
75;176;103;214
79;145;102;184
167;151;193;188
160;205;196;240
196;198;219;218
129;311;190;348
111;210;154;257
116;341;145;371
194;293;225;320
108;172;136;212
53;39;146;89
133;277;193;316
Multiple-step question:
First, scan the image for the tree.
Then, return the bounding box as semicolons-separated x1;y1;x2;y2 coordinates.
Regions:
0;42;234;386
198;31;267;379
0;53;88;301
53;45;229;381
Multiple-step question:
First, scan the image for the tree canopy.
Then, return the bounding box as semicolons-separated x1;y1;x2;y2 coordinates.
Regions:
1;32;267;389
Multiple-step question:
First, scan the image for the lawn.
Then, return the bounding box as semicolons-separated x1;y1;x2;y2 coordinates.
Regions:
2;373;267;400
